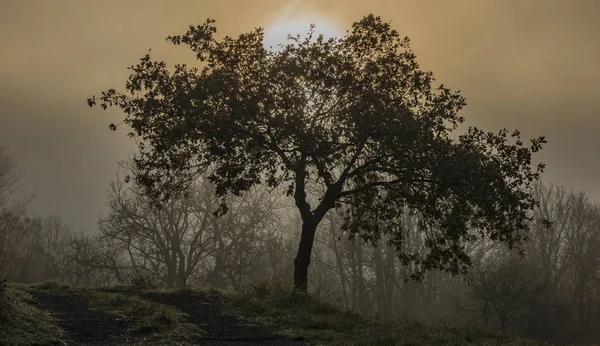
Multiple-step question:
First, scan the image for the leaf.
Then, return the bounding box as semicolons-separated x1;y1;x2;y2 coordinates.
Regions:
88;13;546;286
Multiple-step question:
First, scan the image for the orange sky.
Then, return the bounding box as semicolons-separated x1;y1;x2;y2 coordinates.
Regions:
0;0;598;232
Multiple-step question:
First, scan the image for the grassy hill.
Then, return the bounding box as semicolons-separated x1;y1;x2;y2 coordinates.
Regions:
0;281;545;346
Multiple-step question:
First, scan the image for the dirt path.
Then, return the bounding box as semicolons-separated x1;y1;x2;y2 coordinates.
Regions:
135;290;308;346
29;290;139;346
28;287;308;345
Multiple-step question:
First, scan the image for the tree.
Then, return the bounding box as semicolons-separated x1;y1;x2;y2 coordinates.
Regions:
62;232;128;287
524;182;600;341
99;162;281;289
26;214;73;282
99;163;218;288
88;14;546;291
466;248;543;332
562;192;600;335
200;181;285;290
0;147;23;280
0;207;24;281
0;147;19;209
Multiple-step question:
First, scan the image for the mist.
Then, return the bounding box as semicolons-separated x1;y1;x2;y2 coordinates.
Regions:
1;1;599;344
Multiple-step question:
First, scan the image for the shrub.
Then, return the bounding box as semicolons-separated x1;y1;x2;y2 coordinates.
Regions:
248;277;291;297
130;275;157;290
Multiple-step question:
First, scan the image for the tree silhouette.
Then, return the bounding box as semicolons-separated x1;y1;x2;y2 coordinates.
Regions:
88;14;546;292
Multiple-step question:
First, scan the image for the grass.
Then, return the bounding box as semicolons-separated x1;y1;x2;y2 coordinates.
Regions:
0;283;64;345
215;280;545;346
1;280;553;345
84;290;206;344
30;281;204;345
29;280;74;292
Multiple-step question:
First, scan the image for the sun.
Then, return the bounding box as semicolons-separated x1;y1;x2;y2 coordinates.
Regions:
262;3;343;51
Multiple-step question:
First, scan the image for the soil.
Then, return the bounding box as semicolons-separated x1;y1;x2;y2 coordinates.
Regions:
29;290;142;346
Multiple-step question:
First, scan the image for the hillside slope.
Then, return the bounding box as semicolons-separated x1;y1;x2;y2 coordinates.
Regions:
0;281;543;346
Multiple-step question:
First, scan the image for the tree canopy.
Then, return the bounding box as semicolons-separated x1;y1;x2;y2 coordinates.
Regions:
88;14;546;290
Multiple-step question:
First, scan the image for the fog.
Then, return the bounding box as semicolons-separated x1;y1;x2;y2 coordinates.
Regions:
1;0;599;343
0;0;598;232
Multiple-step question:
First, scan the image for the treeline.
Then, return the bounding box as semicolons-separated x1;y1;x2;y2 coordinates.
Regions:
2;150;600;343
299;183;600;343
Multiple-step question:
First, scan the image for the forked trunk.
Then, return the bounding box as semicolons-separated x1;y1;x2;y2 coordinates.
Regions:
291;172;341;292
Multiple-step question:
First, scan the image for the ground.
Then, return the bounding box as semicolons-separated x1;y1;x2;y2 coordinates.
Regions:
30;289;138;345
0;281;545;346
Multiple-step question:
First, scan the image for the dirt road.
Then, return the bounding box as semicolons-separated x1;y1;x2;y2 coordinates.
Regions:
30;287;308;346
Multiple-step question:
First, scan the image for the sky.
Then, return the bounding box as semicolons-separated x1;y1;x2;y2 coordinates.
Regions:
0;0;598;233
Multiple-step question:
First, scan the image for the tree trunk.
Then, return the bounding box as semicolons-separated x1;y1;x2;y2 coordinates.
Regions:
330;216;349;309
291;166;340;293
355;241;367;313
384;238;395;318
293;220;318;292
372;241;386;316
176;247;187;289
166;271;175;288
165;258;176;289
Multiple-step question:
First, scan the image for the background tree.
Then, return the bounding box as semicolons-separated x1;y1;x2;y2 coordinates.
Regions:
0;148;19;209
518;182;600;342
466;248;543;332
61;232;130;287
88;14;546;291
0;148;26;282
0;207;24;282
202;184;286;290
99;162;218;288
99;161;283;289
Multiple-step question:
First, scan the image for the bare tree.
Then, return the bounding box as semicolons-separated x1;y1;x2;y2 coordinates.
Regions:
0;206;26;280
100;162;286;289
466;249;543;332
205;186;286;290
99;163;218;288
560;191;600;338
61;232;129;287
0;147;22;280
0;147;19;209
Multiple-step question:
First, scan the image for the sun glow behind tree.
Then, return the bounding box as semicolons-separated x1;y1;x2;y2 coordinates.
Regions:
263;4;342;50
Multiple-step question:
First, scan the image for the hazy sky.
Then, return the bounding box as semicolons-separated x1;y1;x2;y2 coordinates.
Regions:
0;0;598;233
